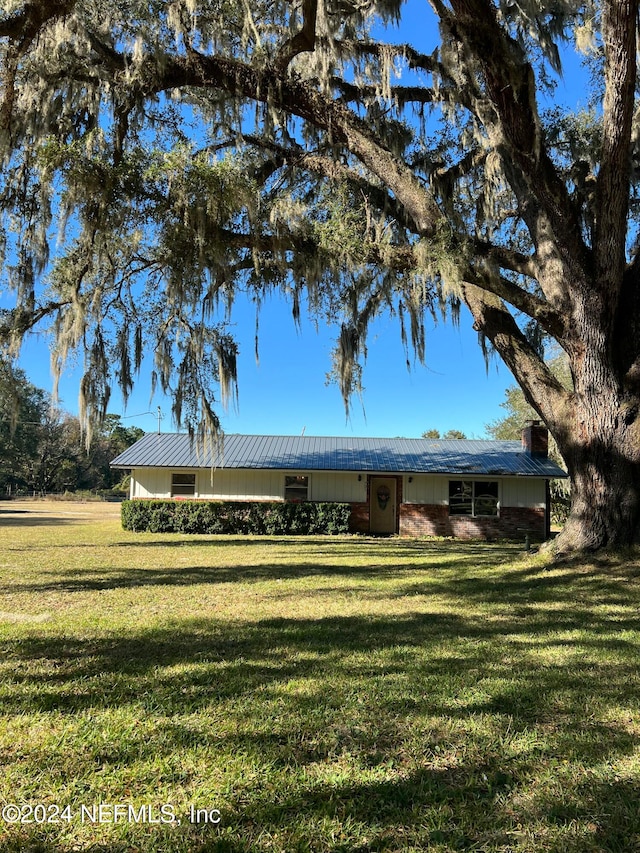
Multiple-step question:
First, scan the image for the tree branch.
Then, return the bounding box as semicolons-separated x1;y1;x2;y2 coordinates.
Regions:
239;134;419;232
473;240;536;278
0;300;72;347
594;0;638;288
324;38;441;77
0;0;76;135
0;0;75;40
207;226;417;273
332;79;437;108
430;148;486;188
79;32;443;237
275;0;318;74
465;266;564;339
127;47;444;238
461;282;570;428
445;0;590;294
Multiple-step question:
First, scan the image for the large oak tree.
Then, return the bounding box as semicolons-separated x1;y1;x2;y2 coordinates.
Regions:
0;0;638;554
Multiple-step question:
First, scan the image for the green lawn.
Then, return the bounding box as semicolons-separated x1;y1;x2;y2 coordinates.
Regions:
1;501;640;852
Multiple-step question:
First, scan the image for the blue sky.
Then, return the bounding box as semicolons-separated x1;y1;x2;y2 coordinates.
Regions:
17;293;511;438
9;1;588;439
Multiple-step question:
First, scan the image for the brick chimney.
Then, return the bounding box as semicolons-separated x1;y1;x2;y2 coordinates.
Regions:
522;420;548;458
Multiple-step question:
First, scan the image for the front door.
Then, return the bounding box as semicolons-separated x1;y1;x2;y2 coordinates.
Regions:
369;477;397;534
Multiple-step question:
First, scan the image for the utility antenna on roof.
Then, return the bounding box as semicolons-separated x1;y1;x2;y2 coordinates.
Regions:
301;426;306;436
157;406;164;434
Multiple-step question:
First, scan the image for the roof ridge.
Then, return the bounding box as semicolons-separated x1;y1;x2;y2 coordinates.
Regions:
139;431;519;443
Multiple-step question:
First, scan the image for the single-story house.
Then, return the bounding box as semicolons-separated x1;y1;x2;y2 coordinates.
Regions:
111;421;566;539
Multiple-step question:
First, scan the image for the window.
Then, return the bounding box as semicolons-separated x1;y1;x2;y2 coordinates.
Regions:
449;480;473;515
449;480;499;516
171;472;196;497
285;475;309;502
473;481;500;516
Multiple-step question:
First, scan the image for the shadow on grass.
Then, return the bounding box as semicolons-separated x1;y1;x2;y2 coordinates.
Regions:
3;609;640;715
109;536;524;565
3;604;640;851
109;536;515;549
3;736;640;853
0;513;75;527
3;541;640;852
0;558;632;609
0;557;501;591
393;553;640;607
0;542;520;592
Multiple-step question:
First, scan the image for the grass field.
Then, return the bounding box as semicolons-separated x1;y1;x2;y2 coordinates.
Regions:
1;501;640;852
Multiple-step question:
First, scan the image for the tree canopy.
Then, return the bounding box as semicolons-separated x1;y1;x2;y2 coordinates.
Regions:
422;429;467;439
0;357;46;490
0;358;142;493
1;0;639;553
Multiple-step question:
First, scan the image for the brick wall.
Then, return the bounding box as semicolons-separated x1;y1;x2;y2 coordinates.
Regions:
398;504;446;537
499;507;546;538
394;504;545;539
349;502;370;534
347;489;546;540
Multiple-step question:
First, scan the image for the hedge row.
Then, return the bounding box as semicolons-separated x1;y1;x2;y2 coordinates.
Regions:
121;499;352;535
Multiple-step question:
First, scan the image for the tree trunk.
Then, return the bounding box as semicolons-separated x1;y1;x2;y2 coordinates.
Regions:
555;431;640;554
463;278;640;556
551;362;640;554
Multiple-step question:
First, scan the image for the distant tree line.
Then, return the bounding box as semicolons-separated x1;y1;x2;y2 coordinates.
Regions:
421;429;468;440
0;359;143;496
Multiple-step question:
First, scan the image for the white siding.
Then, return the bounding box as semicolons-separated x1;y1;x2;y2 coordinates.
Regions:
501;478;546;509
131;468;171;498
404;475;546;509
311;472;367;502
130;467;547;509
130;467;369;502
403;475;448;505
131;467;281;500
197;469;283;500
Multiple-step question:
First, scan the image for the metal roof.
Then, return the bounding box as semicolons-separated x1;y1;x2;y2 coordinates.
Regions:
111;433;567;478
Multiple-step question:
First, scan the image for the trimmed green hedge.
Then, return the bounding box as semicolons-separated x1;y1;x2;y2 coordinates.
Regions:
121;499;352;535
